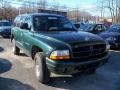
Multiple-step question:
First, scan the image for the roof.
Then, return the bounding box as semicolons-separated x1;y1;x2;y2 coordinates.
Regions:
18;13;65;17
111;24;120;27
0;20;9;22
86;23;103;25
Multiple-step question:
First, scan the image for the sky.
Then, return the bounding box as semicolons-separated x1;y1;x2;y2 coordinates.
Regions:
48;0;100;16
51;0;97;9
10;0;104;16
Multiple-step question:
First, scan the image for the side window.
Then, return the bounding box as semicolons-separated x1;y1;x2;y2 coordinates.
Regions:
95;25;102;31
101;25;106;31
60;17;73;29
24;17;32;30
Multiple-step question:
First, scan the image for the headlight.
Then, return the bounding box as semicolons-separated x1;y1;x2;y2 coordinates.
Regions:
50;50;70;60
106;37;116;41
106;44;110;50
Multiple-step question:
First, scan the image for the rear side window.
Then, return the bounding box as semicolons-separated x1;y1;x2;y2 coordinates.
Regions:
13;16;20;27
13;16;26;27
19;16;26;27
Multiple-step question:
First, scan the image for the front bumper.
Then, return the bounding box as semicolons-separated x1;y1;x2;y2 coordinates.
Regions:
0;31;11;37
46;54;110;75
0;32;11;37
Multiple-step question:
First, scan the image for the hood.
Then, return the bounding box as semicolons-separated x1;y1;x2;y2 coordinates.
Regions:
99;32;120;38
37;31;104;43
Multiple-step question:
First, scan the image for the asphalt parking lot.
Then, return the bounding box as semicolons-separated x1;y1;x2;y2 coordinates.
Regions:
0;37;120;90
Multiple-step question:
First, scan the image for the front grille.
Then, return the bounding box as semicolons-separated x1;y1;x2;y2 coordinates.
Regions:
71;44;107;61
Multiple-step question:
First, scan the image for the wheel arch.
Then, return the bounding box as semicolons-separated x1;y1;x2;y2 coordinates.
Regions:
31;45;44;60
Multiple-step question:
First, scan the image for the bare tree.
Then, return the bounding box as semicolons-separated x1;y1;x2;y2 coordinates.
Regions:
116;0;120;23
49;0;60;11
38;0;48;9
98;0;105;19
0;0;12;19
68;8;92;22
98;0;120;23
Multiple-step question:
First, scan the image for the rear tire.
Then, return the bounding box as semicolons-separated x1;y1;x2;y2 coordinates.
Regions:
3;36;10;38
3;36;7;38
34;52;50;84
12;39;20;55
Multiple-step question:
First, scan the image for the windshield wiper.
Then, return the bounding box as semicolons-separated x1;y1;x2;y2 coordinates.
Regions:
49;27;59;31
48;27;77;31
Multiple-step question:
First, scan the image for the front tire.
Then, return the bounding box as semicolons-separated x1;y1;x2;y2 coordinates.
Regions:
34;52;50;84
12;39;20;55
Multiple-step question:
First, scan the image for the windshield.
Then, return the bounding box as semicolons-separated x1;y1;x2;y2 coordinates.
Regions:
80;24;94;31
33;16;76;31
0;22;12;26
107;25;120;33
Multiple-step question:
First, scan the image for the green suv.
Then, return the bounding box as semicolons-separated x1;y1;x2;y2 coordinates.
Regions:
11;13;110;83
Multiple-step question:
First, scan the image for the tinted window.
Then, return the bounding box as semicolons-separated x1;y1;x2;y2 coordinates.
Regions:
33;16;75;31
0;22;11;26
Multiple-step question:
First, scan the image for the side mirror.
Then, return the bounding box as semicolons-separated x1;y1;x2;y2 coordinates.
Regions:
74;24;80;29
20;23;29;29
